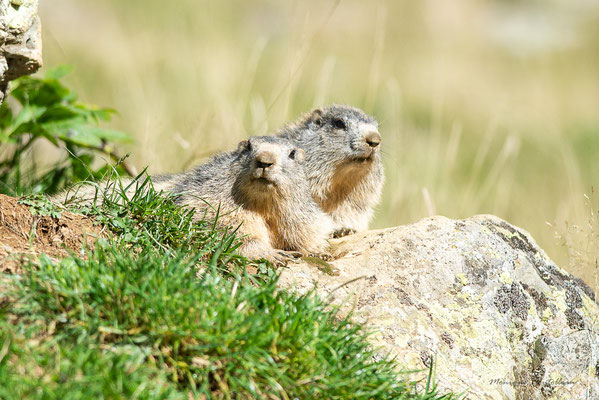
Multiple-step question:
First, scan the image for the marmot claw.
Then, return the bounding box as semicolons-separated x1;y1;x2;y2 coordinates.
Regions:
332;228;357;238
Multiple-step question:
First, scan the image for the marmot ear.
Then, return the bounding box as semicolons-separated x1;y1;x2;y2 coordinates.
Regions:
295;148;305;163
310;109;323;126
237;140;249;152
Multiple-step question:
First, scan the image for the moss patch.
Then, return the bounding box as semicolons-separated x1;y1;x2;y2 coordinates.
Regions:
301;256;339;276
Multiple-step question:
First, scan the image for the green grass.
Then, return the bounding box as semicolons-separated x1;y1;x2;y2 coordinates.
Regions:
0;179;456;399
0;326;182;399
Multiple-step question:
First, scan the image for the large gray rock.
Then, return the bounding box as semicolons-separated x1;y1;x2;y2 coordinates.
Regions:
0;0;42;103
279;215;599;400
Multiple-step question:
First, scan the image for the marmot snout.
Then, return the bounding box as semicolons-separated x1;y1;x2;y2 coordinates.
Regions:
365;130;382;148
350;127;382;161
241;137;305;185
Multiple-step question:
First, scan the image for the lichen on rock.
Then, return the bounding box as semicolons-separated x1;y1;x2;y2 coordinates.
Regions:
278;214;599;400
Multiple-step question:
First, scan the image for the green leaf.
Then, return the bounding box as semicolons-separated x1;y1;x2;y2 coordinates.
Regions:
43;118;132;147
0;65;135;195
11;76;75;106
88;107;118;122
0;102;13;132
24;123;60;146
40;104;119;125
44;65;74;80
8;104;47;137
88;126;132;143
43;118;103;147
39;104;84;122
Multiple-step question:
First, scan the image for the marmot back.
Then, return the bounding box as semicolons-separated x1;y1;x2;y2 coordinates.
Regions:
277;104;384;237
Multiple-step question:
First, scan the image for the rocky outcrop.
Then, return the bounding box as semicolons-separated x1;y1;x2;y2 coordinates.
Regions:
279;215;599;400
0;0;42;103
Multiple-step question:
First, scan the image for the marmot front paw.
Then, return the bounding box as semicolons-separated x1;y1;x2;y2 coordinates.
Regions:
332;228;356;238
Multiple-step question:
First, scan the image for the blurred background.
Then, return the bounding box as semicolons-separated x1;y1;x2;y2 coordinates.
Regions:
39;0;599;287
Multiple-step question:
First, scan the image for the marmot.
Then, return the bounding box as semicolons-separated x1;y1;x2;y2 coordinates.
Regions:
277;104;384;237
58;136;333;265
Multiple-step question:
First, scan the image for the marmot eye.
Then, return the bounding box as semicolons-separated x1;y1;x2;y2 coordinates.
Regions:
246;141;252;151
289;149;296;159
333;119;346;130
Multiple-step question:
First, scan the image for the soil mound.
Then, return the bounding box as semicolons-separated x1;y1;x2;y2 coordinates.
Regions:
0;194;103;272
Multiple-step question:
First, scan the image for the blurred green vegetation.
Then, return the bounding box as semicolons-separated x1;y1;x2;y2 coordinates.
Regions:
39;0;599;286
0;67;132;195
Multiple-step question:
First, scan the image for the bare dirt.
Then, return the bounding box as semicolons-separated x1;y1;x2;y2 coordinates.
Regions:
0;194;104;273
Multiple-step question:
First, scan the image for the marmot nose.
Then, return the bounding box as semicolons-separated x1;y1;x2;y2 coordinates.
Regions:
256;160;274;169
365;131;382;148
255;152;276;169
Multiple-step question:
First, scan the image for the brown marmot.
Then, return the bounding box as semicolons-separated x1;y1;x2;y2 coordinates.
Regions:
58;136;333;265
277;104;384;237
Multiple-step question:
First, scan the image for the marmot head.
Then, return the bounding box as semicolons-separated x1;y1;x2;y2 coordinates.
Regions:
304;104;381;164
235;136;306;201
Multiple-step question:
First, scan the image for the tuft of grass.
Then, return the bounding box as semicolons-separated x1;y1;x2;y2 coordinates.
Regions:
553;188;599;294
0;325;183;400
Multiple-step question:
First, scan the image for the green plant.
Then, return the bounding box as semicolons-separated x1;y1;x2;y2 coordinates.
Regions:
18;193;63;219
0;66;133;196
